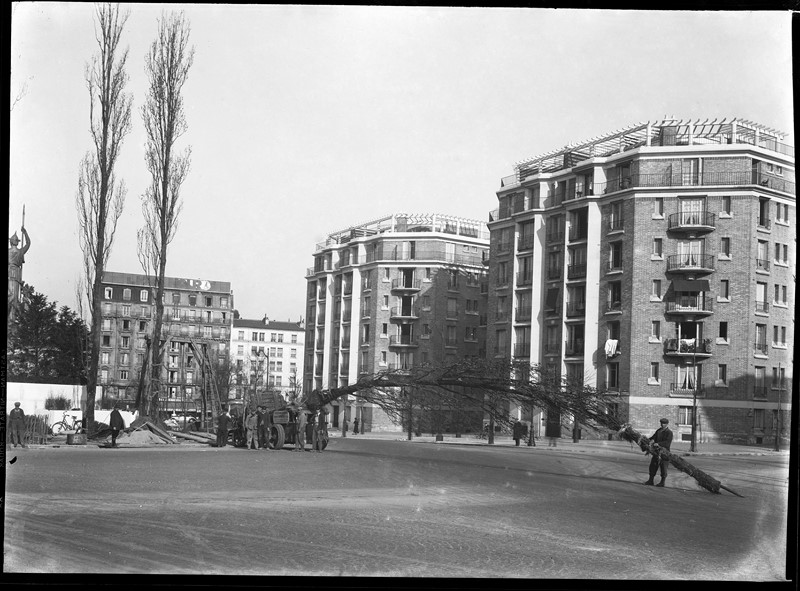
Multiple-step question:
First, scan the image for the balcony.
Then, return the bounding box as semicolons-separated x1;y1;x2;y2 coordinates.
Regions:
389;335;418;347
546;230;564;244
515;307;532;322
567;264;586;280
607;260;623;273
755;301;769;314
387;363;414;372
755;259;770;272
518;235;535;251
754;341;769;355
596;171;795;196
669;384;706;398
543;343;561;356
391;278;422;292
565;302;586;317
664;297;714;316
667;211;716;234
564;340;584;357
516;272;533;287
547;265;562;280
606;301;623;314
390;306;419;321
568;229;587;242
608;218;624;232
513;343;531;358
664;338;713;358
666;254;715;274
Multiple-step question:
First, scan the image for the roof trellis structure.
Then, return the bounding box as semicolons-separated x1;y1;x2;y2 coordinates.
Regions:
511;117;791;181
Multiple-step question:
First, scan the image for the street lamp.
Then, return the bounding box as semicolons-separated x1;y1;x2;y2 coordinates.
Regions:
774;362;782;452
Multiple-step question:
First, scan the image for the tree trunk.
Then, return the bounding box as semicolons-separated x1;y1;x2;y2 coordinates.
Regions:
618;425;743;497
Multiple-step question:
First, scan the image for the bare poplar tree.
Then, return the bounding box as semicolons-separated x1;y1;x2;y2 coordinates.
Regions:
137;11;194;417
75;3;132;433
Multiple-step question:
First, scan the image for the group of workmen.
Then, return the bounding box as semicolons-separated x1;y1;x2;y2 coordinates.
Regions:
214;404;327;452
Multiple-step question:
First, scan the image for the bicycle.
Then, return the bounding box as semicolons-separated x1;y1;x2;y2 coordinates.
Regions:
49;411;83;435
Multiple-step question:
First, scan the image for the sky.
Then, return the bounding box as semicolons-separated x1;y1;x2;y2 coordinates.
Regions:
8;4;794;322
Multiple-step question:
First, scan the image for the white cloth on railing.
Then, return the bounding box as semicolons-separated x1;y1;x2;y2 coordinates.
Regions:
604;339;618;357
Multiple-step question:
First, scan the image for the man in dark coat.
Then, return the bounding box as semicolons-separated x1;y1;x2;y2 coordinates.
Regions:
216;406;231;448
109;404;125;447
512;420;524;446
256;405;271;450
644;418;673;487
8;402;26;447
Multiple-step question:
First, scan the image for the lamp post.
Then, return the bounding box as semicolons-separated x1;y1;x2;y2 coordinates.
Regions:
689;316;699;453
774;362;782;452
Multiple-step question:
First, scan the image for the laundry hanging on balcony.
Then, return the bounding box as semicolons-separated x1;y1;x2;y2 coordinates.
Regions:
604;339;619;358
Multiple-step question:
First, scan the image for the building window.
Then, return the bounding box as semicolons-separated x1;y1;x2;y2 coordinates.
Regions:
718;321;728;342
651;280;662;299
291;348;297;358
773;325;786;346
383;268;390;281
381;323;388;336
774;284;787;305
717;364;727;386
446;298;458;319
495;330;507;356
606;363;619;390
753;409;765;430
772;366;785;388
719;280;730;300
609;242;623;271
720;237;730;258
649;362;660;384
122;319;130;331
104;287;113;299
678;406;694;426
653;198;664;217
205;296;213;307
651;320;661;340
102;319;112;331
139;320;146;331
101;352;110;365
121;304;130;317
721;196;731;215
220;297;228;309
122;288;131;301
203;326;211;338
775;243;788;264
652;238;663;258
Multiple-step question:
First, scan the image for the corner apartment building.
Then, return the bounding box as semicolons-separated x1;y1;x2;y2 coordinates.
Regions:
98;271;233;413
488;118;794;445
304;213;490;432
230;317;305;402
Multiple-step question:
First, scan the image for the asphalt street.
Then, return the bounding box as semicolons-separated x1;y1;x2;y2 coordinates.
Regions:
3;436;791;579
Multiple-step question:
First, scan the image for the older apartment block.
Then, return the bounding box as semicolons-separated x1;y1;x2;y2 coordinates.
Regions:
488;118;794;444
304;213;490;432
98;271;233;413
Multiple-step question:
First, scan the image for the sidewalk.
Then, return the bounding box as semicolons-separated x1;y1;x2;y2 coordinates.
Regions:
329;431;790;457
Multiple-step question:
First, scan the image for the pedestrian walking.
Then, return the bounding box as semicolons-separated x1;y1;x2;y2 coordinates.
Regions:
256;405;271;450
353;416;359;435
245;409;259;450
216;406;231;448
294;408;307;452
109;404;125;447
8;402;26;448
313;410;327;452
512;419;524;447
643;418;673;487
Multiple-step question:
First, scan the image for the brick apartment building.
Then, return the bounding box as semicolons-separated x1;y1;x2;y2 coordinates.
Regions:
230;317;305;404
487;118;794;444
98;271;233;414
304;213;490;433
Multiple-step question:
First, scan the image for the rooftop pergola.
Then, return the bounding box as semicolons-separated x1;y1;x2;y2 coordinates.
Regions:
316;213;489;251
511;117;791;183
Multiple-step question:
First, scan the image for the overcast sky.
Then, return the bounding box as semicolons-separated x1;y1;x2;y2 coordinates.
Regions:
9;4;794;322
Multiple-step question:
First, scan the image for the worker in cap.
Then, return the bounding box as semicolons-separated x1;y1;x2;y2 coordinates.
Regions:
643;417;673;487
8;402;26;448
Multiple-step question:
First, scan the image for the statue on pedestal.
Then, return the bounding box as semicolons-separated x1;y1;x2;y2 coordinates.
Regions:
8;225;31;323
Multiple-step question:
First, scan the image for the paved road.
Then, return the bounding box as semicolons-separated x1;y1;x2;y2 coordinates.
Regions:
3;438;790;579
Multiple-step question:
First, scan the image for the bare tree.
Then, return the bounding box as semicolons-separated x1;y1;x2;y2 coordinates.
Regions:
75;3;132;433
137;11;194;417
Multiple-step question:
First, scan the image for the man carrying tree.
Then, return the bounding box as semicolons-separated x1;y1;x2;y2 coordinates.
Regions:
643;418;673;487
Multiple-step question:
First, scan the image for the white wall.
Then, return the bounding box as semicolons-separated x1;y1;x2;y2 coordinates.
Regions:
5;382;86;415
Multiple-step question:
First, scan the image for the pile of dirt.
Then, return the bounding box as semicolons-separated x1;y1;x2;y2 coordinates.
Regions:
116;430;171;446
